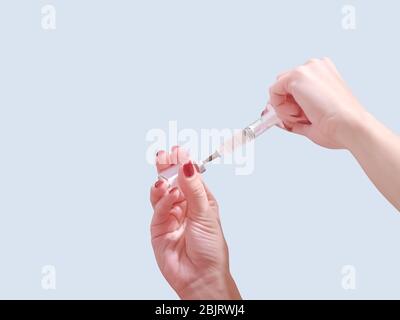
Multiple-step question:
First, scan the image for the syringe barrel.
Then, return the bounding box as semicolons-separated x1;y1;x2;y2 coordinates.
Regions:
157;107;280;187
246;108;281;138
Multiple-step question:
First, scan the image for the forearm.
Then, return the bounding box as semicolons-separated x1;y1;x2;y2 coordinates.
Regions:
177;272;242;300
345;112;400;211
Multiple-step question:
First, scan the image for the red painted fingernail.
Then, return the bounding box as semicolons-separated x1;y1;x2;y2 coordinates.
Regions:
183;161;195;178
169;187;179;194
154;180;163;188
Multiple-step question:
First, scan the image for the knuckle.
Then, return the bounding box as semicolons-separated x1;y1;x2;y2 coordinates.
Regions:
269;85;275;95
306;58;319;65
210;199;219;211
191;184;205;199
292;66;307;78
287;79;298;92
276;71;288;80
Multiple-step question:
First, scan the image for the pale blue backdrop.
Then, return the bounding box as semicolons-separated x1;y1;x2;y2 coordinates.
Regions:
0;0;399;299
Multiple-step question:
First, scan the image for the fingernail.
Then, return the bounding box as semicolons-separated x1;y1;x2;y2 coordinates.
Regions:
171;145;179;151
169;187;179;195
156;150;165;157
183;161;195;178
154;180;164;188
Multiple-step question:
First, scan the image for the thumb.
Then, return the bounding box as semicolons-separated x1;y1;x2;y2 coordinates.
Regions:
177;161;209;217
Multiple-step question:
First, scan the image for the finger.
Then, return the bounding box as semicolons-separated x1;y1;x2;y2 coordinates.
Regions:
170;146;189;166
177;161;209;217
291;122;313;137
152;186;181;225
150;179;168;209
277;95;302;116
151;203;184;239
170;204;185;223
276;70;291;80
322;57;343;80
269;73;295;107
169;146;179;165
156;150;170;173
281;96;313;129
304;58;321;66
151;176;185;206
274;95;306;124
281;120;296;132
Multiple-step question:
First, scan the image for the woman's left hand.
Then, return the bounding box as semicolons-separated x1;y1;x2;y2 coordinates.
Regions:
150;147;241;300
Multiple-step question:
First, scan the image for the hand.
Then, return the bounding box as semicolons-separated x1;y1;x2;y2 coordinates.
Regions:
267;57;368;149
267;58;400;211
150;147;241;300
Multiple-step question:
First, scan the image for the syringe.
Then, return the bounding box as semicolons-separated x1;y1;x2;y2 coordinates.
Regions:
158;105;281;187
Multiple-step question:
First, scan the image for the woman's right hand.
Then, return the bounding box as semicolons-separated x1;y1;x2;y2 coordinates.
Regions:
267;58;400;211
267;57;368;149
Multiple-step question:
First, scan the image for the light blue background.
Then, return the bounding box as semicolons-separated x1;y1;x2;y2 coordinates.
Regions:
0;0;399;299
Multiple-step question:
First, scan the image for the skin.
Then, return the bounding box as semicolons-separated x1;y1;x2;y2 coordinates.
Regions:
150;58;400;300
150;147;241;300
267;57;400;211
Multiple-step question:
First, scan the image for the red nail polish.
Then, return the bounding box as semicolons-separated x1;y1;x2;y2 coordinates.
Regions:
154;180;163;188
183;161;195;178
169;187;179;194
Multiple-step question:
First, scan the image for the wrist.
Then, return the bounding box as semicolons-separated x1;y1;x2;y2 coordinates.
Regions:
336;106;373;151
343;110;385;154
177;272;241;300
